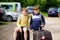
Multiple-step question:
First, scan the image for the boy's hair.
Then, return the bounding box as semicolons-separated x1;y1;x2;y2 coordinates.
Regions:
33;6;39;10
21;8;28;12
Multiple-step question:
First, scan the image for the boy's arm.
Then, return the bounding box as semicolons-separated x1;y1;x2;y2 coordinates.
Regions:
41;15;45;26
17;17;21;28
29;14;32;18
27;14;32;28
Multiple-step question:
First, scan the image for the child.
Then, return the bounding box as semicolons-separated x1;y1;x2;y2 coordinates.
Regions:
13;8;29;40
30;6;45;31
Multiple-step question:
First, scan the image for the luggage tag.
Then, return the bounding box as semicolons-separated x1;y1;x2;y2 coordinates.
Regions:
41;31;45;40
41;36;45;40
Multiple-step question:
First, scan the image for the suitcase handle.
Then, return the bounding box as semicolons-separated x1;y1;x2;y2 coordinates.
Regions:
39;26;44;31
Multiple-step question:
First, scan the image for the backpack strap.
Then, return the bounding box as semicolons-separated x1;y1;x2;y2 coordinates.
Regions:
39;14;42;25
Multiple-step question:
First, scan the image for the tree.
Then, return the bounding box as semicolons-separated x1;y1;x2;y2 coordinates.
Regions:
26;0;35;6
46;0;57;9
0;0;59;11
57;0;60;7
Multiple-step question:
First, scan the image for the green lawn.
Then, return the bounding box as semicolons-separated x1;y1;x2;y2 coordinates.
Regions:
41;12;48;17
0;21;9;25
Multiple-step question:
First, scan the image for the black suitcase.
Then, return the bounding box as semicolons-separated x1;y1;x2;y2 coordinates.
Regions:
16;30;30;40
33;30;52;40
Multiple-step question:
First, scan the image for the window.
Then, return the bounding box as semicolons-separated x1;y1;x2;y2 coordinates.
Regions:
15;4;18;9
1;5;13;10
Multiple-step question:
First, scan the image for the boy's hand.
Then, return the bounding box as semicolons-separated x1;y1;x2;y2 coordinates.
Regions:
19;27;22;32
41;25;44;27
30;30;33;32
27;26;29;28
41;25;44;30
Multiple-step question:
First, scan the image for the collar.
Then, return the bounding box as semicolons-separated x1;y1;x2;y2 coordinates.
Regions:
33;12;40;15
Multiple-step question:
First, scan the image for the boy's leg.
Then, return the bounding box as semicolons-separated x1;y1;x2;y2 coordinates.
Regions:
23;27;28;40
13;27;22;40
30;30;33;40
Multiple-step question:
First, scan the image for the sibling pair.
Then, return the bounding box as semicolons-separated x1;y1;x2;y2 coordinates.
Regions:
13;6;45;40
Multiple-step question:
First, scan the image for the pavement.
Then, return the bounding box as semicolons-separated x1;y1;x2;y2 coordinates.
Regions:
0;17;60;40
44;17;60;40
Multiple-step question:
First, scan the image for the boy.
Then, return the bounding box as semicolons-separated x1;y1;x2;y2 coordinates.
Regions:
13;8;29;40
30;6;45;31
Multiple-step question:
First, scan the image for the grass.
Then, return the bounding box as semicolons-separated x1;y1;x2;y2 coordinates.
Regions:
0;21;9;25
41;12;48;17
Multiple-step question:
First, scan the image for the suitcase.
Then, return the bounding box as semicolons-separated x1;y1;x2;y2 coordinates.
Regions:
33;30;52;40
16;30;30;40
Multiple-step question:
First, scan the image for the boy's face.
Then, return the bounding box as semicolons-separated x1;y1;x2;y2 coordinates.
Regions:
22;10;28;16
33;9;39;14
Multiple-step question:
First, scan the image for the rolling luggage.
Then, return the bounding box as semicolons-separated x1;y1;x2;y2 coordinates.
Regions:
16;31;24;40
16;30;30;40
33;28;52;40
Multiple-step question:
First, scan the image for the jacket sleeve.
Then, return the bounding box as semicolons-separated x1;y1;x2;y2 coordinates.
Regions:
41;15;45;26
29;14;32;18
17;16;21;28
